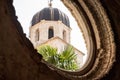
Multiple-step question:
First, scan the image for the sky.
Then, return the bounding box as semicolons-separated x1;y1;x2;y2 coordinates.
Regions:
13;0;87;54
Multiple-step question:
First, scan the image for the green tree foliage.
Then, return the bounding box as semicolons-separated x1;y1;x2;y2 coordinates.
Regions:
38;45;79;71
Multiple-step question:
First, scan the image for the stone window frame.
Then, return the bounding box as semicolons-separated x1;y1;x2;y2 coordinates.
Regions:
43;0;116;79
35;29;39;42
63;30;67;41
48;26;54;39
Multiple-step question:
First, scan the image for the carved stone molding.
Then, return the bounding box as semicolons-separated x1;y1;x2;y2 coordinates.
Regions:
45;0;116;79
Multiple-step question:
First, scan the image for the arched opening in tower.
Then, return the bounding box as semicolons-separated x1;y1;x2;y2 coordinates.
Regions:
48;28;54;39
35;29;39;42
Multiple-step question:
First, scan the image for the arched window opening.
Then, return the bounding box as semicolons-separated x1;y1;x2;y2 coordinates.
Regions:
63;30;67;41
35;29;39;42
48;27;54;39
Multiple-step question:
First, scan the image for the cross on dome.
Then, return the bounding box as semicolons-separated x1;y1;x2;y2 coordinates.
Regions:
48;0;53;7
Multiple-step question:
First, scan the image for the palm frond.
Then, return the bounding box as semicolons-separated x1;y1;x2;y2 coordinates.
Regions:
37;45;79;71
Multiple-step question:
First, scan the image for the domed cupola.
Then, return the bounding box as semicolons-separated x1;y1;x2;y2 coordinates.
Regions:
31;7;70;27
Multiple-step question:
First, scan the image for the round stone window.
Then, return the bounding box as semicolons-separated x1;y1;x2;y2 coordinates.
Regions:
13;0;116;79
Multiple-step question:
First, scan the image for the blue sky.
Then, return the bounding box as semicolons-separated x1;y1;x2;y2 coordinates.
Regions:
13;0;87;54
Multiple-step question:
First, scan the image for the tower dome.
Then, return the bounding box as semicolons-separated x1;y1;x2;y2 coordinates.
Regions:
31;7;70;27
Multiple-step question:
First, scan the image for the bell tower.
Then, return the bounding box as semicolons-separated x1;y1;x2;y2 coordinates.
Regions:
29;1;84;67
29;6;71;47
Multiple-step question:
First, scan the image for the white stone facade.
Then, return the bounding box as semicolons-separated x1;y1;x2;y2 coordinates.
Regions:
29;20;71;47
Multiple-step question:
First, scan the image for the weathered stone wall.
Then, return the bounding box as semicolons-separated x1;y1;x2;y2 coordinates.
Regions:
100;0;120;80
0;0;68;80
0;0;120;80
